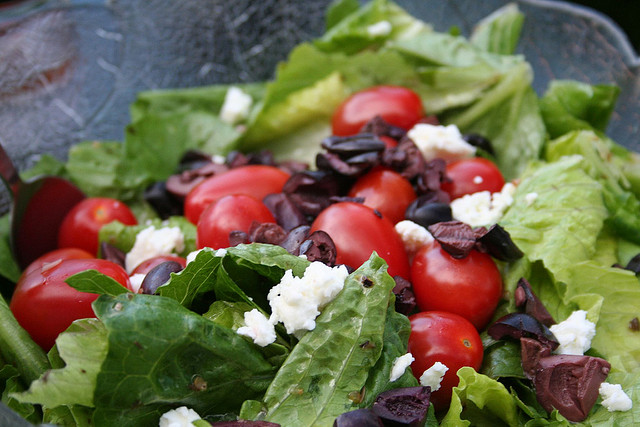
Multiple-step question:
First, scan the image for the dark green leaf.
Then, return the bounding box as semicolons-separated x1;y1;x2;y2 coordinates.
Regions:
480;340;525;380
262;254;395;426
91;293;276;426
66;270;131;297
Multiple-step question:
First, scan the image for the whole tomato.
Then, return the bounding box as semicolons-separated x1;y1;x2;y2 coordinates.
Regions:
408;311;483;411
410;242;503;330
331;85;424;136
347;167;416;225
440;157;505;200
310;202;410;279
10;258;133;350
58;197;137;255
184;165;289;224
196;194;276;249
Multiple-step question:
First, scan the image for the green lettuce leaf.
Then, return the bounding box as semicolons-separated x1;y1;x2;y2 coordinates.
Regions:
65;270;132;297
91;293;276;426
470;3;524;55
261;254;395;426
540;80;620;139
442;367;520;426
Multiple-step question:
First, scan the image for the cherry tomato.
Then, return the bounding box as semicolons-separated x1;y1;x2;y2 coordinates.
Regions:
440;157;505;200
58;197;137;256
310;202;410;278
331;86;424;136
410;242;502;330
347;167;416;225
380;135;398;148
196;194;276;249
408;311;483;411
21;247;93;278
184;165;290;224
10;258;132;350
130;255;187;276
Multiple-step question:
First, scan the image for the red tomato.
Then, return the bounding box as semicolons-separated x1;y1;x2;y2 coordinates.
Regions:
58;197;137;255
10;258;132;350
410;243;503;330
380;135;398;148
408;311;483;411
184;165;290;224
331;86;424;136
21;247;93;278
130;255;187;276
440;157;505;200
310;202;410;279
348;167;416;225
196;194;276;249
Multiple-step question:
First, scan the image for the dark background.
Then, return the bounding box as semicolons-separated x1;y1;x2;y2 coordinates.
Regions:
564;0;640;52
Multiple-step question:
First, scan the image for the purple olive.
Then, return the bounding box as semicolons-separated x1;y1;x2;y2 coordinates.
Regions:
140;261;184;295
371;386;431;427
334;409;383;427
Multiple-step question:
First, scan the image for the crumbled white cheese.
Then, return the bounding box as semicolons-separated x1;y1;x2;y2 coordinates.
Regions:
129;273;146;294
219;86;252;125
419;362;448;391
159;406;201;427
214;248;227;257
599;382;633;412
395;220;434;254
407;124;476;162
390;353;415;382
268;262;349;335
549;310;596;355
125;226;185;273
185;249;204;265
237;309;277;347
367;20;392;37
524;192;538;206
450;182;516;227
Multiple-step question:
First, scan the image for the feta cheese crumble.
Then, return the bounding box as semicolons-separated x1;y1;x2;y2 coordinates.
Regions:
237;309;277;347
366;20;392;37
419;361;448;391
450;182;516;227
159;406;201;427
395;220;434;254
599;382;633;412
390;353;415;382
549;310;596;355
129;273;146;294
407;123;476;162
125;226;185;273
524;192;538;206
268;262;349;335
219;86;253;125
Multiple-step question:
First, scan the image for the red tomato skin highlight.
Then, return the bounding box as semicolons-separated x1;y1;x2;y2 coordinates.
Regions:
310;202;410;279
408;311;483;411
440;157;505;200
348;167;416;225
331;85;424;136
410;243;503;330
196;194;276;250
10;258;132;350
184;165;290;224
57;197;137;255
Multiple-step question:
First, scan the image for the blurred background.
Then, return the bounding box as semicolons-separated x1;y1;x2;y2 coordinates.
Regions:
573;0;640;51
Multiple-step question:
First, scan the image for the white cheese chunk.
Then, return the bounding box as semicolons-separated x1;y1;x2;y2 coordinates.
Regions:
159;406;201;427
367;20;392;37
125;226;185;274
390;353;415;382
419;361;448;391
407;123;476;162
450;182;516;227
599;382;633;412
219;86;252;125
268;262;348;335
549;310;596;355
129;273;146;294
395;220;434;254
524;192;538;206
237;309;277;347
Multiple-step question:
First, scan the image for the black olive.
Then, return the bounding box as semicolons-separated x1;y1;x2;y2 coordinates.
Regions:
140;261;184;295
371;386;431;427
404;199;452;228
334;409;383;427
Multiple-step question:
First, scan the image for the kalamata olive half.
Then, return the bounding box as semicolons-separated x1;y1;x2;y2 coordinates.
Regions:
371;386;431;427
404;199;452;229
140;261;184;295
333;409;383;427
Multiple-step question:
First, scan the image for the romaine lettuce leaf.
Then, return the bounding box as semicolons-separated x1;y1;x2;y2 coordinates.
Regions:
470;3;524;55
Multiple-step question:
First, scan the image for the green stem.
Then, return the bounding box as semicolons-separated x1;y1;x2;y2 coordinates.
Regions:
0;294;50;385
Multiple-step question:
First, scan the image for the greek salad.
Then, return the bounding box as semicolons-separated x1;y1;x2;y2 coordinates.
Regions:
1;0;640;426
